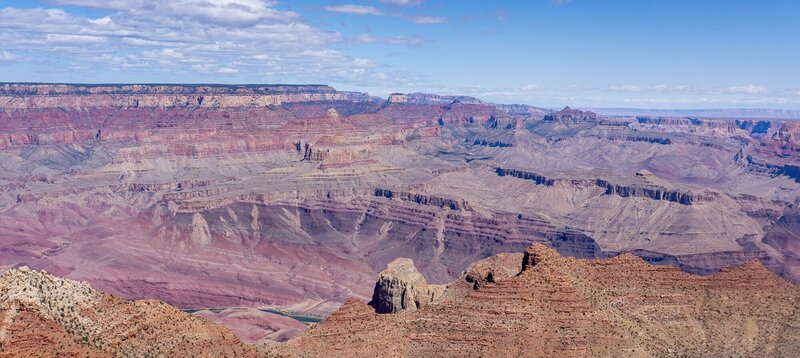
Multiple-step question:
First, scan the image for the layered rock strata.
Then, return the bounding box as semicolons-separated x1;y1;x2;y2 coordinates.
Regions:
0;83;799;344
277;244;800;357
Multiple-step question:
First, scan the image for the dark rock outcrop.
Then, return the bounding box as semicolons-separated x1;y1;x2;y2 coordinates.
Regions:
473;139;513;148
496;167;706;205
620;135;672;145
495;168;555;186
595;179;697;205
464;253;523;289
374;188;472;210
746;156;800;183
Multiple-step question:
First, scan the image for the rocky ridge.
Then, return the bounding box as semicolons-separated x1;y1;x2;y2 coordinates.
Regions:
369;258;445;314
0;266;260;357
277;244;800;357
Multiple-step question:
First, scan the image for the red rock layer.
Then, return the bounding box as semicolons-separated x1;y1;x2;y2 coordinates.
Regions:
277;244;800;357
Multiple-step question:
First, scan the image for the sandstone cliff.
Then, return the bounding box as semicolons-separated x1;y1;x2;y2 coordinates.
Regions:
369;258;445;313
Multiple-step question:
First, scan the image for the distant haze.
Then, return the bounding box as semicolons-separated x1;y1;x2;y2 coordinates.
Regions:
587;108;800;120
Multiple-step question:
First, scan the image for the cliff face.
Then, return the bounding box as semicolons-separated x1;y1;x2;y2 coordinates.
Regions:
596;179;698;204
405;92;485;105
0;83;339;95
746;156;800;183
369;258;445;314
0;83;371;110
464;253;523;289
495;167;710;205
278;244;800;357
374;188;472;210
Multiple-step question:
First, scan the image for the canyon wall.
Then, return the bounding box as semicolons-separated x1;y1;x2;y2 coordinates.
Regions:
0;83;798;343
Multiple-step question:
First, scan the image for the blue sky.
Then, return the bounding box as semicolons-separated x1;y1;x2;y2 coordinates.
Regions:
0;0;798;109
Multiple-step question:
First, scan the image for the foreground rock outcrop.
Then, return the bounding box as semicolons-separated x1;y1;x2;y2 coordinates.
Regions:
4;247;798;357
369;258;445;313
277;244;800;357
0;267;261;357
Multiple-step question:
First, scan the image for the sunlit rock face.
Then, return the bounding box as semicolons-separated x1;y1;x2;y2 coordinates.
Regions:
369;257;445;314
0;83;798;338
276;245;800;357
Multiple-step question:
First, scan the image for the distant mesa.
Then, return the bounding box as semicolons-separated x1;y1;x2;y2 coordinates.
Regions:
0;83;340;95
0;83;372;109
388;93;408;103
543;106;598;124
386;92;485;105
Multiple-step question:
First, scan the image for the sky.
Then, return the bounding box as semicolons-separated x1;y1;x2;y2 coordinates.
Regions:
0;0;798;109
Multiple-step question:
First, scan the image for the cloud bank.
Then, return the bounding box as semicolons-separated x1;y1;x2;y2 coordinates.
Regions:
0;1;395;84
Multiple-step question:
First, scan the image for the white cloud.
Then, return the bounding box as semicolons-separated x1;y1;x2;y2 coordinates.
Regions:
521;84;540;91
0;51;19;61
143;48;184;59
325;5;383;16
380;0;423;6
0;7;83;32
0;2;413;85
45;0;133;10
649;84;699;92
355;34;424;45
45;34;107;44
324;3;444;25
352;58;376;68
728;85;769;94
49;0;296;26
412;15;447;24
121;37;173;47
87;16;112;26
609;84;642;92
